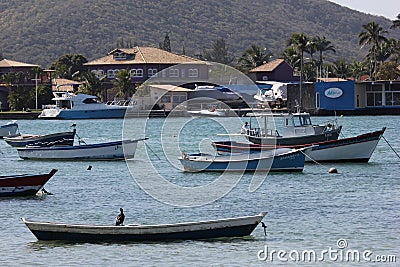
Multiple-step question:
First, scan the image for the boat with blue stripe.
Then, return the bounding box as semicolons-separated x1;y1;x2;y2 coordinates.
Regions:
179;147;309;172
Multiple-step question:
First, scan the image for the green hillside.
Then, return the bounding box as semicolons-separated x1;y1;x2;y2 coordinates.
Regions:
0;0;398;67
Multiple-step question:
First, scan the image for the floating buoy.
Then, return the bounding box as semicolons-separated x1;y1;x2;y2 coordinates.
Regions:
328;167;338;173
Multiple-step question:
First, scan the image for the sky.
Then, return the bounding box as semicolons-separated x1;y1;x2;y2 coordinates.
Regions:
328;0;399;20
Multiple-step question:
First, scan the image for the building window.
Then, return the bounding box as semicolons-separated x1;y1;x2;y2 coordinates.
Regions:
91;70;105;79
107;69;119;78
366;83;384;107
130;69;143;77
113;52;126;60
160;95;171;103
188;69;198;78
148;68;158;77
169;68;179;78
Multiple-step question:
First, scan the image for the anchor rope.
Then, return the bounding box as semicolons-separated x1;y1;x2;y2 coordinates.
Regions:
382;135;400;160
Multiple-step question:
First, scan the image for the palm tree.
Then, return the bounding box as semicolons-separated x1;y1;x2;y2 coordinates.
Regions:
286;32;310;107
332;58;350;79
113;69;135;99
78;71;105;100
358;21;388;80
375;40;393;64
313;36;336;78
238;45;273;70
390;14;400;29
389;39;400;64
348;61;367;81
281;47;301;69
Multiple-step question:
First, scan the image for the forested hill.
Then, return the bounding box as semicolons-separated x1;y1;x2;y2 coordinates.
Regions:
0;0;398;67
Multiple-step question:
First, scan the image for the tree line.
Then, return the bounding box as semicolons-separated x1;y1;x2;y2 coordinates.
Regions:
1;17;400;110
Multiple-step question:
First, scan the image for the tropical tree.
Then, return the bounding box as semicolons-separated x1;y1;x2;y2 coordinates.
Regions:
49;54;88;80
238;45;273;71
203;38;235;65
281;46;300;69
286;33;310;80
389;39;400;64
332;58;350;79
78;71;105;100
113;69;135;99
358;21;388;80
390;14;400;29
376;61;400;80
348;61;367;81
302;61;317;82
375;40;393;64
313;36;336;77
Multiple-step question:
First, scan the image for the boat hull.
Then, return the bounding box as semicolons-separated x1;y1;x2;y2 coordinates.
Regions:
4;131;75;147
0;169;57;197
39;108;127;119
305;128;385;162
0;123;19;138
179;148;306;172
17;140;139;160
22;212;266;242
214;128;385;163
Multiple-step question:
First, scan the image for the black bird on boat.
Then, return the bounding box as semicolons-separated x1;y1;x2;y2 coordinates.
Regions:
115;208;125;226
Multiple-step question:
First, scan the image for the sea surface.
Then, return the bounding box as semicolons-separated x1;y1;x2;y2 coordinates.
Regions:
0;115;399;266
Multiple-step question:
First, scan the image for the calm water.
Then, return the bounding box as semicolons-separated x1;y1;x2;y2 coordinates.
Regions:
0;115;399;266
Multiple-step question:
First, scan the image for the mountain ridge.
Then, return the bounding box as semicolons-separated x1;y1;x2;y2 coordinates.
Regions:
0;0;398;67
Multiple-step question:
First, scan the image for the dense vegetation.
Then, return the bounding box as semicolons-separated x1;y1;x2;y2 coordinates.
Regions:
0;0;398;67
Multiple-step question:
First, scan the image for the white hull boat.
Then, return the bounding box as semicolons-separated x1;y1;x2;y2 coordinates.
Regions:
0;122;19;138
17;139;146;160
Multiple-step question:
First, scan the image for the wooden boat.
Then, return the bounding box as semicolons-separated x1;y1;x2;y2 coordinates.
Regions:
0;169;57;197
212;127;386;163
0;121;19;138
4;130;75;147
17;138;147;160
21;212;266;242
244;110;341;145
179;147;309;172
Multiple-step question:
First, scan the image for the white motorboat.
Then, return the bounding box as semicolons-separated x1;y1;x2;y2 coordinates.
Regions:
0;121;19;138
39;92;128;119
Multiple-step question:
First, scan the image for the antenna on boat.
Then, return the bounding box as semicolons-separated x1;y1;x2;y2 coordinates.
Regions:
294;99;301;113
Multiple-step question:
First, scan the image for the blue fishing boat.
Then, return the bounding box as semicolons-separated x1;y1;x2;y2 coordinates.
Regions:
179;147;309;172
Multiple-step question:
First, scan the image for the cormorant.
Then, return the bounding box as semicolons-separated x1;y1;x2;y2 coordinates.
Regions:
115;208;125;226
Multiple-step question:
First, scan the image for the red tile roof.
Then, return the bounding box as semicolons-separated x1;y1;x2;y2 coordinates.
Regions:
0;58;39;68
249;59;285;72
85;47;202;66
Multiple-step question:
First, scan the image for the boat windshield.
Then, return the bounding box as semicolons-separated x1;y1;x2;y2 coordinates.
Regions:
82;98;100;104
293;115;312;127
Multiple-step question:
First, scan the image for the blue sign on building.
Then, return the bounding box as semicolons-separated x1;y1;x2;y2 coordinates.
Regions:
315;81;354;110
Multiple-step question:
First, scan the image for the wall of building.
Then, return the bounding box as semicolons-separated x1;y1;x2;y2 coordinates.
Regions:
314;81;354;110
